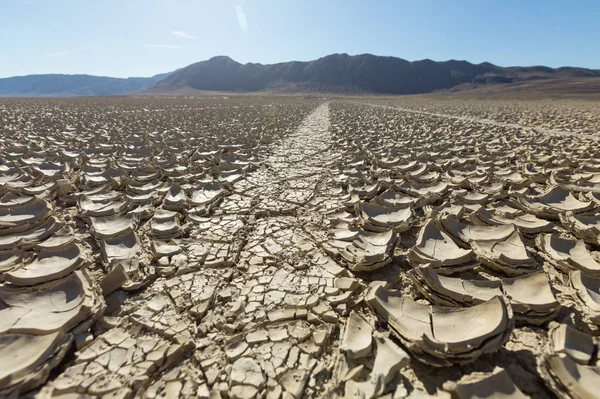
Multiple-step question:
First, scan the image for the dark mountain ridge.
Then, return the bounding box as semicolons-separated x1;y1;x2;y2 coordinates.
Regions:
152;53;600;95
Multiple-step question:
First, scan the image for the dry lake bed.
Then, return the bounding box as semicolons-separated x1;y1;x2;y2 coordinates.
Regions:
1;95;600;399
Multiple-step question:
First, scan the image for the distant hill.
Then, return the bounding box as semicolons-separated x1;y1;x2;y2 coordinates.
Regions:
151;54;600;95
437;77;600;100
0;72;171;97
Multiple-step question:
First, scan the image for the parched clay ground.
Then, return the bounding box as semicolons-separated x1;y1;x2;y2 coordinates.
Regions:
1;96;600;399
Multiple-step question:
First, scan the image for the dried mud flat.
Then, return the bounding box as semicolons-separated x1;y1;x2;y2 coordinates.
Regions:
1;95;600;399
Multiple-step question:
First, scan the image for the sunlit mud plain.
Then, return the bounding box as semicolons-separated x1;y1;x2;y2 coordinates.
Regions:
1;95;600;399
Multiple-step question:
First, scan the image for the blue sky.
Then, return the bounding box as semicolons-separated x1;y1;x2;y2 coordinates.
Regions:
1;0;599;78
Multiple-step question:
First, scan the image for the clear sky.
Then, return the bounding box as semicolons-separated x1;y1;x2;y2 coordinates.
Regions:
1;0;599;78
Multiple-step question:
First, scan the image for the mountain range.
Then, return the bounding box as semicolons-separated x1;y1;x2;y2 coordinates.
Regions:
1;53;599;97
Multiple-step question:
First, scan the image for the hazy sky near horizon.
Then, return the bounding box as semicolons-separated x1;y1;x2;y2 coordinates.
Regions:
1;0;599;78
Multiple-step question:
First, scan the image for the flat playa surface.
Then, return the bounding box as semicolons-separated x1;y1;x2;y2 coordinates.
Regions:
1;95;600;399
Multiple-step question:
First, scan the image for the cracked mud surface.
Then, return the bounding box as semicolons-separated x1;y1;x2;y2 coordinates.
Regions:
1;96;600;399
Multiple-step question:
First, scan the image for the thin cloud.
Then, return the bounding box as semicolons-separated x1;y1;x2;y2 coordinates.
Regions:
44;46;99;57
145;44;182;49
172;30;195;39
45;50;73;57
236;5;248;33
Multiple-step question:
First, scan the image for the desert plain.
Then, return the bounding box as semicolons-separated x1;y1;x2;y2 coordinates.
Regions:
1;95;600;399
